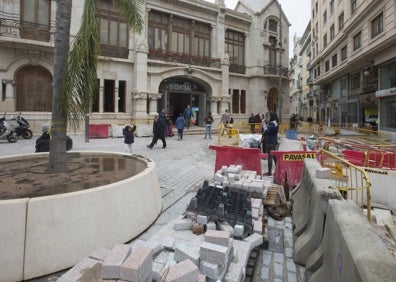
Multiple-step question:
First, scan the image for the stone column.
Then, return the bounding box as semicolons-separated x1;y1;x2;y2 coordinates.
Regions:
114;79;119;113
210;97;220;116
132;91;148;119
148;93;162;115
3;80;15;101
220;54;230;112
99;79;104;113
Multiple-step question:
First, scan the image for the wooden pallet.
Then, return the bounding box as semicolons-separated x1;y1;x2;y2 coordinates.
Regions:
263;184;285;206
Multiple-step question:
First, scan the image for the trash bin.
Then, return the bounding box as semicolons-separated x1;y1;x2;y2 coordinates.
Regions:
89;124;110;138
285;130;298;140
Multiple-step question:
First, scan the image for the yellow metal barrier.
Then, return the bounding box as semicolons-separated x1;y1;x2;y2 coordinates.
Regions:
217;123;240;146
318;149;372;222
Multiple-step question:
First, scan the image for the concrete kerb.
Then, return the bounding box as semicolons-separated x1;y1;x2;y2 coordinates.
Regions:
291;158;343;265
306;199;396;281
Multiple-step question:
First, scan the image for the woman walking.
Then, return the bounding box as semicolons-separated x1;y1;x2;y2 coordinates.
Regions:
263;111;279;176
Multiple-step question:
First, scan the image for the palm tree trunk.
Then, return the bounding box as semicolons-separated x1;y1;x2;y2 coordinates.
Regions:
49;0;72;171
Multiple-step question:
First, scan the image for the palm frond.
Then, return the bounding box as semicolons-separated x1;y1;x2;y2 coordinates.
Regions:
114;0;145;32
60;0;99;129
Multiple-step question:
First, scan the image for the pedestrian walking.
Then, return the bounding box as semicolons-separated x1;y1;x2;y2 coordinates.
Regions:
204;112;214;139
159;109;169;135
123;124;136;154
184;104;194;129
147;113;167;149
263;111;279;176
174;113;186;140
221;109;232;135
248;113;255;133
260;112;270;153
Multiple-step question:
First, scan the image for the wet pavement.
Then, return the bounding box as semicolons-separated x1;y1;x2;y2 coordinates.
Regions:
1;129;306;281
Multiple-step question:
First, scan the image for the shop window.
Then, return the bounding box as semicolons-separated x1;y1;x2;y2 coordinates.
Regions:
380;61;396;89
380;97;396;132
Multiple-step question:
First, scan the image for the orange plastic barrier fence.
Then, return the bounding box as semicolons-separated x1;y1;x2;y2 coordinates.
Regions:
209;145;267;175
271;150;317;187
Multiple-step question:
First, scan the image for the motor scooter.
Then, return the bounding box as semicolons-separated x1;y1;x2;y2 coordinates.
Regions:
0;117;18;142
9;114;33;139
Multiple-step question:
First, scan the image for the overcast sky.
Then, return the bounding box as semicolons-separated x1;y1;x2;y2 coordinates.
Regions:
205;0;311;56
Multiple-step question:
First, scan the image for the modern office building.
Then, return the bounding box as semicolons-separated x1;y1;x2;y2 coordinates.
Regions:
0;0;291;131
309;0;396;138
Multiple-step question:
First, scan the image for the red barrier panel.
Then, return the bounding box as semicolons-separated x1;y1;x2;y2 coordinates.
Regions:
271;151;317;187
89;124;110;138
209;145;267;175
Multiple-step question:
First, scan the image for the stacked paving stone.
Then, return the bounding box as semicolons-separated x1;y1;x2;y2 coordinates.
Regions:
58;225;264;281
58;165;270;281
214;164;271;197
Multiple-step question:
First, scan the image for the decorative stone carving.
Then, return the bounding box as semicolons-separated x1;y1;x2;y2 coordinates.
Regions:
222;54;230;65
132;91;147;100
26;51;42;66
147;93;162;100
221;96;231;103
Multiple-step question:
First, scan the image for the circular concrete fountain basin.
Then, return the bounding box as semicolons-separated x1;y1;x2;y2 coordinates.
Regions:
0;151;163;281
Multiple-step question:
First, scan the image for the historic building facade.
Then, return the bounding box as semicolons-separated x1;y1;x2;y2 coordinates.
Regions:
0;0;290;132
309;0;396;138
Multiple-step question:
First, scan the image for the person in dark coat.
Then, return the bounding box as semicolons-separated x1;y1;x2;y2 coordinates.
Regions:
147;113;167;149
123;124;136;154
174;113;186;140
248;113;255;133
35;124;73;152
263;111;279;176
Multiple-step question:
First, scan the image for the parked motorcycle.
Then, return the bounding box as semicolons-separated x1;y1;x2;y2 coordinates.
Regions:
0;117;18;143
9;114;33;139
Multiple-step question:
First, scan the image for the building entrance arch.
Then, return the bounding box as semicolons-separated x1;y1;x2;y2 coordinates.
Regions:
158;77;210;126
16;65;53;111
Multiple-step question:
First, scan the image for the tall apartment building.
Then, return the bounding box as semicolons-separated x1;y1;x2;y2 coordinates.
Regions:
299;22;313;121
0;0;291;132
310;0;396;139
289;34;303;116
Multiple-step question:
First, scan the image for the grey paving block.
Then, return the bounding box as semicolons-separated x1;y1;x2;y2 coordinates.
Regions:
174;241;200;265
164;259;199;282
173;218;193;231
101;244;132;279
120;245;153;282
162;236;176;250
200;261;219;280
88;247;111;262
243;233;264;251
57;257;100;282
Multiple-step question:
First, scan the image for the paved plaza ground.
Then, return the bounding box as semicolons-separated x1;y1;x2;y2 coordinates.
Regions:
1;129;306;282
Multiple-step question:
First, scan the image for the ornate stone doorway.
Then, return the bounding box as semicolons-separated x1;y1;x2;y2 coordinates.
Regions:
16;65;53;111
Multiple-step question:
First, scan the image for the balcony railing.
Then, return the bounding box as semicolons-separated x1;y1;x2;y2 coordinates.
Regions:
263;65;289;78
0;18;54;42
148;49;221;68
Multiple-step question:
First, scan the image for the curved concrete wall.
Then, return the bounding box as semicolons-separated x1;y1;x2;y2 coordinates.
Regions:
306;200;396;281
0;152;163;281
292;158;396;281
291;158;342;265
